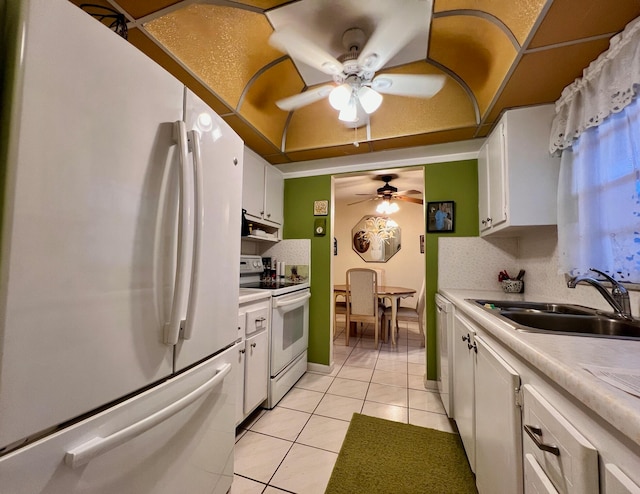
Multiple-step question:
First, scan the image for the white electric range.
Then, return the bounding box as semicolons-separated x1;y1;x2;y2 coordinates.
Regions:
239;255;311;407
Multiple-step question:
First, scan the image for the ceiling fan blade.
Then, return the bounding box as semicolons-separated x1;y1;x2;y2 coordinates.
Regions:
357;3;425;72
348;197;376;206
371;74;446;98
269;27;344;76
396;189;422;195
275;84;334;111
395;195;423;204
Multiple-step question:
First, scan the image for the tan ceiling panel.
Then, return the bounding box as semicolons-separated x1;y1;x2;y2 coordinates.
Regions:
223;115;281;157
239;59;304;149
126;28;232;116
429;15;517;117
486;37;611;122
433;0;547;45
371;127;478;152
144;4;280;108
284;100;367;152
371;62;476;140
529;0;640;48
115;0;182;19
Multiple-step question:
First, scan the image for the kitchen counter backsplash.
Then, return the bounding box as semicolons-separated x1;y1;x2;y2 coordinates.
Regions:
263;239;311;266
438;228;640;314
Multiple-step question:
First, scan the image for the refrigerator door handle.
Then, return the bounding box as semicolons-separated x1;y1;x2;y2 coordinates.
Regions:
64;362;232;469
164;120;194;345
182;130;204;340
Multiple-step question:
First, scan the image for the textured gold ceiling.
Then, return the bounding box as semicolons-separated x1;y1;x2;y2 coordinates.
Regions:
70;0;640;167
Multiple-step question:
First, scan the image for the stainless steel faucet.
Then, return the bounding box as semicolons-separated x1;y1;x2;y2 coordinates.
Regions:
567;268;633;319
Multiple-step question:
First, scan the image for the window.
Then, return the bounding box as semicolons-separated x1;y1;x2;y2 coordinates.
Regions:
551;15;640;284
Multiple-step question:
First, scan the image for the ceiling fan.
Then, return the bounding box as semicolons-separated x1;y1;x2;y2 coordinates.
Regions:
269;2;445;124
348;175;423;206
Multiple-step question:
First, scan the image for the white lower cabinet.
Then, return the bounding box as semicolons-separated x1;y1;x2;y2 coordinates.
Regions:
525;453;560;494
445;295;640;494
522;384;598;494
236;297;270;426
453;313;523;494
475;335;523;494
243;330;268;415
453;313;476;470
605;464;640;494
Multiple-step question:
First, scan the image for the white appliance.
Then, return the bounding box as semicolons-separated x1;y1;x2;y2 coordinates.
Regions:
0;1;242;492
239;255;310;407
435;293;454;417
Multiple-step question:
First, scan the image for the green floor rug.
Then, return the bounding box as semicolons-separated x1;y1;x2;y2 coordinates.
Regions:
325;413;477;494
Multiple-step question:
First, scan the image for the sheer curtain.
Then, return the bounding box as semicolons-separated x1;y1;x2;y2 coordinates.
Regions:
552;15;640;283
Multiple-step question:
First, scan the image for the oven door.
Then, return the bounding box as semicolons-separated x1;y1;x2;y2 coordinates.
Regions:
270;289;311;376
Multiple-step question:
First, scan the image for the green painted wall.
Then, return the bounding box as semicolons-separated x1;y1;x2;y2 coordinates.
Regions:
283;160;478;376
424;159;479;378
283;176;332;365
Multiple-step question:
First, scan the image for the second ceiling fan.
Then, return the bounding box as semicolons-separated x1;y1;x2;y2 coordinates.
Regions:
349;175;423;206
269;0;445;124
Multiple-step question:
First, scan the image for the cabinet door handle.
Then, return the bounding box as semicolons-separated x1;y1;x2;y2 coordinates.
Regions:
462;334;470;342
486;217;492;223
255;317;266;323
468;341;477;353
524;425;560;456
251;342;257;348
239;348;246;354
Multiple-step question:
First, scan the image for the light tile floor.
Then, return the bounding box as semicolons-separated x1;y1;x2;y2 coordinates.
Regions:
231;321;456;494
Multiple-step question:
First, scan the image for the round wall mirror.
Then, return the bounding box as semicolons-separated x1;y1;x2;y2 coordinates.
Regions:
351;216;401;263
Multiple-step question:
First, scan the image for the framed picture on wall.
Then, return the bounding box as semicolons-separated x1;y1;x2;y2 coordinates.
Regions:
427;201;455;233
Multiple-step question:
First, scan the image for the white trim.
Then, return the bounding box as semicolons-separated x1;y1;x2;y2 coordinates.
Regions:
307;362;334;375
279;139;483;178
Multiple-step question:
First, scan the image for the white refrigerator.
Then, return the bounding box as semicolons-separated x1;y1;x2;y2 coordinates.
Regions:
0;0;242;492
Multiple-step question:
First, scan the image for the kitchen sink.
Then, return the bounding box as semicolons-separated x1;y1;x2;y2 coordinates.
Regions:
474;299;597;315
470;299;640;340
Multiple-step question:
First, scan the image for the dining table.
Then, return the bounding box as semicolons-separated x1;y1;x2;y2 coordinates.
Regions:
333;284;417;347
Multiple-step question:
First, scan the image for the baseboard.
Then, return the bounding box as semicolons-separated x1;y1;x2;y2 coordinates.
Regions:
307;361;334;374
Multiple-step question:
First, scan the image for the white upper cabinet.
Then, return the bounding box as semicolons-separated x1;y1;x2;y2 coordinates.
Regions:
478;105;560;236
243;147;284;227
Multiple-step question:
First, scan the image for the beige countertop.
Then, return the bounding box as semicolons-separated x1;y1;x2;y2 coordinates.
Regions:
439;288;640;447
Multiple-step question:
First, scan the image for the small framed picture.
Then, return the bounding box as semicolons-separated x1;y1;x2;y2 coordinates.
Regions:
314;200;328;216
427;201;455;233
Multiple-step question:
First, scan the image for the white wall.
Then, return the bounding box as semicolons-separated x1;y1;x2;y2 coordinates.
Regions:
332;195;425;308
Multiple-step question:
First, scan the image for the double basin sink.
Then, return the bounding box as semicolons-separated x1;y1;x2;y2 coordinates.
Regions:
472;299;640;340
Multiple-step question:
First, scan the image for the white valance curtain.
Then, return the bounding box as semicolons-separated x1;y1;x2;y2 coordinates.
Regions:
550;15;640;154
552;15;640;283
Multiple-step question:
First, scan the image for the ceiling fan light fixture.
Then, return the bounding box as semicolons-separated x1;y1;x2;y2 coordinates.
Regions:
376;200;399;214
358;86;383;114
338;99;358;122
329;83;352;110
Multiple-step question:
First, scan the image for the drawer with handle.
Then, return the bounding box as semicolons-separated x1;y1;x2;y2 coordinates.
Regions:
245;303;269;336
522;384;598;494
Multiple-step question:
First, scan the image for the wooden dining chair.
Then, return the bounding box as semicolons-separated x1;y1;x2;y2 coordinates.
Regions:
345;268;385;347
384;279;426;346
334;295;347;337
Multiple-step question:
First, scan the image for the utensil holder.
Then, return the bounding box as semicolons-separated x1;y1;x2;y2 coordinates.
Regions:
502;280;524;293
